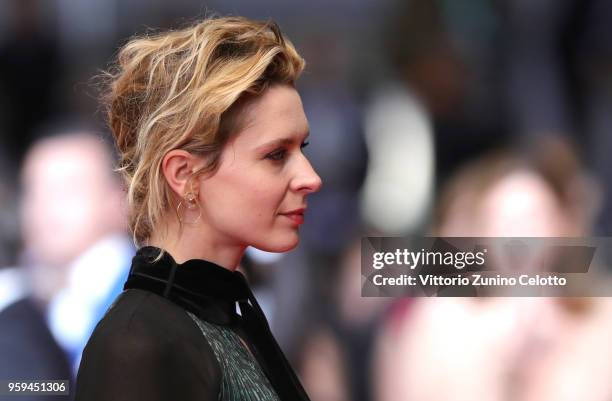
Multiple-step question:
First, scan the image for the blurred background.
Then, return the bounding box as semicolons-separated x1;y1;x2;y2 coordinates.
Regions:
1;0;612;400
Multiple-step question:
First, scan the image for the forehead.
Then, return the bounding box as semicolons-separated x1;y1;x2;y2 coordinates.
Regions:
231;84;309;144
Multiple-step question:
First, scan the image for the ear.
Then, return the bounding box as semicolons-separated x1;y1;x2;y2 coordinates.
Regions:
161;150;204;200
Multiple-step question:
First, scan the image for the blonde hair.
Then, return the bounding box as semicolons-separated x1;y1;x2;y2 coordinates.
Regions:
101;16;305;246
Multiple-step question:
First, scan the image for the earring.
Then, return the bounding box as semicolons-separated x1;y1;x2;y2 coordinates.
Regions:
176;192;202;224
185;192;197;209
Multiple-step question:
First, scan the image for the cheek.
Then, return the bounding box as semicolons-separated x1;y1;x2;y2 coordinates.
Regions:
204;170;284;225
238;181;285;224
202;171;299;251
234;167;286;205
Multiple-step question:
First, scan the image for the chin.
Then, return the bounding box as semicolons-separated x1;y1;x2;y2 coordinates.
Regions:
253;233;299;253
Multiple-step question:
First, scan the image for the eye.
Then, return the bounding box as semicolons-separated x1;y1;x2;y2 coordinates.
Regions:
266;149;287;162
265;140;309;163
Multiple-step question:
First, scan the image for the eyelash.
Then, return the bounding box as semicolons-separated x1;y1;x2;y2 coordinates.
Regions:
266;141;310;162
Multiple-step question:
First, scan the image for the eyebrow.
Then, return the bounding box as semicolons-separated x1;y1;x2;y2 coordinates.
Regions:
256;132;310;151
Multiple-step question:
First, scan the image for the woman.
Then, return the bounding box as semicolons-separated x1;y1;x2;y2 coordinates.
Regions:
75;16;321;401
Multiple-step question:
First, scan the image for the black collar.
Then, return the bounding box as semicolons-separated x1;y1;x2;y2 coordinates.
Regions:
123;246;311;401
123;246;249;325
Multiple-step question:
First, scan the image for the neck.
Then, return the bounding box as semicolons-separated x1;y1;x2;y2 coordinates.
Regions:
147;221;245;271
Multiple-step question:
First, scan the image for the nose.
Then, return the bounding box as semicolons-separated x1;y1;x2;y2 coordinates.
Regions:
292;154;322;194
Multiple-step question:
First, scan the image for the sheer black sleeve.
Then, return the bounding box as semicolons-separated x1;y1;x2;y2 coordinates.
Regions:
75;290;221;401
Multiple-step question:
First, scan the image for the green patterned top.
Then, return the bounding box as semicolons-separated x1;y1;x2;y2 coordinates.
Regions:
187;311;281;401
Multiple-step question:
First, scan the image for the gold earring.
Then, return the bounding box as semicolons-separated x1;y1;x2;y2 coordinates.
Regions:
185;192;197;209
176;192;202;224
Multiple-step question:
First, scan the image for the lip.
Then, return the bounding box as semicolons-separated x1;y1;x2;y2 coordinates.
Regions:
280;208;306;225
282;207;306;215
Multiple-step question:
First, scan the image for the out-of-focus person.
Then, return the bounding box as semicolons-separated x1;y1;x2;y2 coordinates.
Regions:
374;136;612;401
1;162;71;401
19;132;133;375
0;295;72;401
